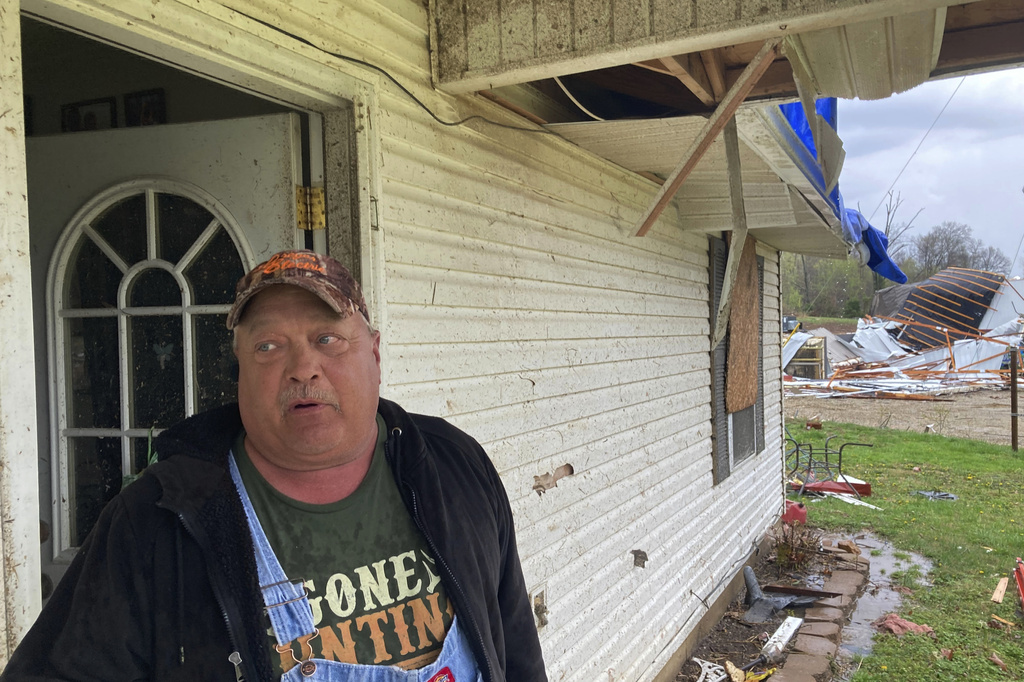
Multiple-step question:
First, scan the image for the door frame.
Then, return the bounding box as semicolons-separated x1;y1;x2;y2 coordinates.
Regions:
11;0;386;637
20;0;384;321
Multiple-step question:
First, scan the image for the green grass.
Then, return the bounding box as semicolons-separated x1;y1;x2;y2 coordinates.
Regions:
795;316;859;331
787;419;1024;681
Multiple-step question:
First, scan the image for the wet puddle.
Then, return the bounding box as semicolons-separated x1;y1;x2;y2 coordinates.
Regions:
833;533;933;677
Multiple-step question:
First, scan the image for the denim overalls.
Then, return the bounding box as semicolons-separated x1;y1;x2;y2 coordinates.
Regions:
228;454;483;682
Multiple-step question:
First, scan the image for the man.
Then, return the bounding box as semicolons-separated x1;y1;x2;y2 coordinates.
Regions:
4;250;546;682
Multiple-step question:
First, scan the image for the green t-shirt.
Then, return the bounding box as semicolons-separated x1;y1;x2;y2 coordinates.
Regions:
233;416;452;673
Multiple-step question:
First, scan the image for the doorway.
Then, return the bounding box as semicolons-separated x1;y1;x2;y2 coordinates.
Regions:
20;16;338;596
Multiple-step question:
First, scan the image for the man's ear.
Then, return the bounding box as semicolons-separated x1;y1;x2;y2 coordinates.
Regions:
371;330;382;380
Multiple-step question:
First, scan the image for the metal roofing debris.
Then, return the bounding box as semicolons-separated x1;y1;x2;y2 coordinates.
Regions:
894;268;1011;348
784;269;1024;398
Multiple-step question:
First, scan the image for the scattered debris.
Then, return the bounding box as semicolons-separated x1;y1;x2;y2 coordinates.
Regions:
914;490;958;501
784;270;1024;399
692;657;727;682
532;463;574;495
1014;558;1024;609
988;615;1015;630
989;652;1008;672
991;577;1009;604
821;492;883;509
741;566;816;623
872;613;935;638
781;500;807;525
799;478;872;497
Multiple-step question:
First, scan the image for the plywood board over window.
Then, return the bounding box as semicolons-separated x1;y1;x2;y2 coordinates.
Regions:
726;235;759;413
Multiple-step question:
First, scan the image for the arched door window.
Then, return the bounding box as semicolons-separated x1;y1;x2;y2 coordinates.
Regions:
49;180;253;550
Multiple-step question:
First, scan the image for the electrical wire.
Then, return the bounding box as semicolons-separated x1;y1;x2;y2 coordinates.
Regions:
235;10;559;136
553;76;606;121
867;76;966;221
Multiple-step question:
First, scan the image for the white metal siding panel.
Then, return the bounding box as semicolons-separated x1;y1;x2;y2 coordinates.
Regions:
376;74;786;679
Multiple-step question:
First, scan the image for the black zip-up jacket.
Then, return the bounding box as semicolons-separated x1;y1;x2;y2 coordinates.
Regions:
2;399;546;682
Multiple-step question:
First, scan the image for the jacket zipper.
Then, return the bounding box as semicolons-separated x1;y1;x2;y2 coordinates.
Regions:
174;511;255;682
387;432;498;682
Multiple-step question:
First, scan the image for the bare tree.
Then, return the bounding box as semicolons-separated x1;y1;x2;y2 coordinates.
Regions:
907;221;1011;280
972;244;1011;274
873;191;922;291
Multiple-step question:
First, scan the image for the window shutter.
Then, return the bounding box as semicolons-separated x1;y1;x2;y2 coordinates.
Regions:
709;237;730;484
755;256;765;454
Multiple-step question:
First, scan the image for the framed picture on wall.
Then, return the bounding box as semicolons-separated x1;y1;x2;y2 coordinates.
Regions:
61;97;117;133
125;88;166;127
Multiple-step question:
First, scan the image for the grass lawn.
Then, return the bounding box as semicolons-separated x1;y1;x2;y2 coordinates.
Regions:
795;316;860;331
786;420;1024;681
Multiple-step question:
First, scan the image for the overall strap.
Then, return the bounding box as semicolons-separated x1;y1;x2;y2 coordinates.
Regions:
228;453;317;646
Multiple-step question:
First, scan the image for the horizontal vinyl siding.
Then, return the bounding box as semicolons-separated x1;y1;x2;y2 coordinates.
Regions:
362;4;787;677
377;72;786;681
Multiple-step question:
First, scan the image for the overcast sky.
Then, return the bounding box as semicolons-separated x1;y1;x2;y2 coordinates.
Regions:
837;66;1024;276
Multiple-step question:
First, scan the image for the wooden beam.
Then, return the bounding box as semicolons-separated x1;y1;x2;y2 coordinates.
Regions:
632;37;781;237
700;48;728;101
658;54;716;106
711;117;751;349
633;59;673;76
933;21;1024;75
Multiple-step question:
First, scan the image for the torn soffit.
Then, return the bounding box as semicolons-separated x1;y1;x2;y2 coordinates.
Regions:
430;0;971;93
547;111;848;257
784;8;946;100
472;2;1024;126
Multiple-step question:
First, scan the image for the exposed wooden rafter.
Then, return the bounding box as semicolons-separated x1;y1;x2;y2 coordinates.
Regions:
700;49;727;101
632;37;782;237
657;55;716;106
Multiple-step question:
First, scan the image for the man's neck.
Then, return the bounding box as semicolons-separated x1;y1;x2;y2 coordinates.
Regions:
243;436;376;504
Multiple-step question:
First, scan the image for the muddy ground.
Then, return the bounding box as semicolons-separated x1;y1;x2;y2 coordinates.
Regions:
785;388;1019;447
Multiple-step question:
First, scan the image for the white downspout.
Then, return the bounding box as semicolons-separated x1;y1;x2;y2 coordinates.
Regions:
0;0;43;664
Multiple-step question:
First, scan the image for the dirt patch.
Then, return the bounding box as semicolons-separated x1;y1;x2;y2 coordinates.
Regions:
785;388;1018;447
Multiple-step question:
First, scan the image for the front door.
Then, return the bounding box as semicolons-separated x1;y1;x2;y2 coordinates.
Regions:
26;113;316;591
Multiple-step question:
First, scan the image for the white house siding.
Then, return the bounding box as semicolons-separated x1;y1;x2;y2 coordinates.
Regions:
369;51;786;682
10;0;785;677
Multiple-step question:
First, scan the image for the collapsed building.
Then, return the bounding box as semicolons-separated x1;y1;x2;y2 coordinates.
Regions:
784;267;1024;396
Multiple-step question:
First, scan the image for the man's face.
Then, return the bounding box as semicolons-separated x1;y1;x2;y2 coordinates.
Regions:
234;285;381;470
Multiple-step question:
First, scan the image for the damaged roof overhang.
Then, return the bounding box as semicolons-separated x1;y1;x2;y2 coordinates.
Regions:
548;107;848;257
443;1;1024;255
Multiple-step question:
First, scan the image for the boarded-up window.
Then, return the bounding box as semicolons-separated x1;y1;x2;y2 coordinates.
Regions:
709;235;765;484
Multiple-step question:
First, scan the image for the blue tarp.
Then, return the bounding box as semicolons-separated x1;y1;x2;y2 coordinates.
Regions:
778;99;907;284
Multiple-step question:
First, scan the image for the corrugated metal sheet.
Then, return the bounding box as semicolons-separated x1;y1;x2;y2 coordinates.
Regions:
785;7;946;100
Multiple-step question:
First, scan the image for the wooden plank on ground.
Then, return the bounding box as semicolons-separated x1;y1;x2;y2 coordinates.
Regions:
992;576;1009;603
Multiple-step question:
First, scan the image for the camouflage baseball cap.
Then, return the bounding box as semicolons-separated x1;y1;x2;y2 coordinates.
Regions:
226;250;369;330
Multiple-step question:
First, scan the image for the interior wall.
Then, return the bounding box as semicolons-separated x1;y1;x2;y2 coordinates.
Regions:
20;17;287;137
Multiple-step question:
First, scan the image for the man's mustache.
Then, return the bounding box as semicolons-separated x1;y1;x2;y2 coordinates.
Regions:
278;385;339;412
